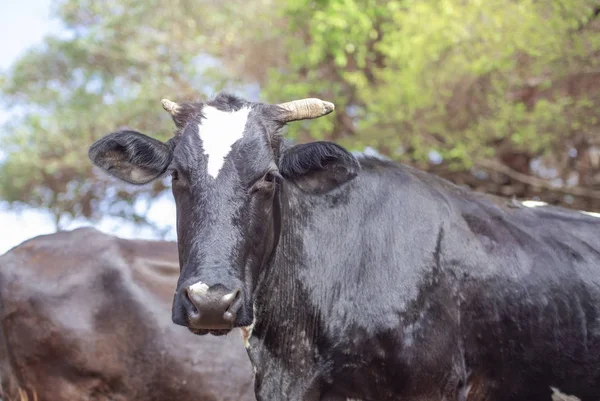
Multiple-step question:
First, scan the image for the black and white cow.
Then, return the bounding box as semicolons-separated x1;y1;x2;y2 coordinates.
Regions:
89;93;600;401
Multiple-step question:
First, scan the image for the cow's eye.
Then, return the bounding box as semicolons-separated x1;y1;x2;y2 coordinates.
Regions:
264;170;283;185
251;171;279;193
264;171;276;183
171;170;179;181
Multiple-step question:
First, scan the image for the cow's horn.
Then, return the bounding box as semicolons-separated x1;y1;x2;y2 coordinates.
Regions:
161;99;181;115
276;98;335;122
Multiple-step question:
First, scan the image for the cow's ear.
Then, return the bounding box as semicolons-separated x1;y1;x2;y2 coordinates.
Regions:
279;141;360;194
89;130;173;185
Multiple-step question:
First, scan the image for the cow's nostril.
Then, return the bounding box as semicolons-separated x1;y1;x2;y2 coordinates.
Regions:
223;289;241;323
183;288;200;316
223;289;241;309
223;311;235;323
183;284;242;330
222;290;239;304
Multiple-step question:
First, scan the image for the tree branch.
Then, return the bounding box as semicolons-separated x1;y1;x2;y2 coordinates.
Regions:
576;6;600;32
476;159;600;200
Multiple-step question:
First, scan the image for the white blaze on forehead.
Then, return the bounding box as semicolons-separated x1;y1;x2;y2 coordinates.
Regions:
521;200;548;208
198;105;252;178
188;281;209;295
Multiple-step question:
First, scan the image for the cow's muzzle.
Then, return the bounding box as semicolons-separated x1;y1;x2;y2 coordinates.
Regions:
172;281;242;334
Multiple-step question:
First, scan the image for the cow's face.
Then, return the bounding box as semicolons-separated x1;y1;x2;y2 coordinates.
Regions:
89;93;359;335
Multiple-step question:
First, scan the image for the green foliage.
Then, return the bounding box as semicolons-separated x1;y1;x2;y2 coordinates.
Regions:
265;0;600;172
0;0;269;228
1;0;600;225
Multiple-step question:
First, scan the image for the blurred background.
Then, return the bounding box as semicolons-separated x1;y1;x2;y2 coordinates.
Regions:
0;0;599;254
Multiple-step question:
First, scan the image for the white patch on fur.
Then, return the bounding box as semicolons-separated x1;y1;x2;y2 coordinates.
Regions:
241;323;254;349
198;106;251;178
521;200;548;208
521;199;599;218
241;304;257;349
188;281;209;296
551;387;581;401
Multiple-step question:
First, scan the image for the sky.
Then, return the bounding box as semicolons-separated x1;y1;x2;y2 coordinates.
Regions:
0;0;176;254
0;0;61;71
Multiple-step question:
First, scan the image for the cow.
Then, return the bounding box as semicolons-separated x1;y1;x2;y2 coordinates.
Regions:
88;92;600;401
0;227;255;401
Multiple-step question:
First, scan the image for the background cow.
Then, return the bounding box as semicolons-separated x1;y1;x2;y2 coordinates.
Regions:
0;227;255;401
89;93;600;401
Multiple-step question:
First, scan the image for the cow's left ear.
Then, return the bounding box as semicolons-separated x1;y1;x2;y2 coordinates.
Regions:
279;141;360;194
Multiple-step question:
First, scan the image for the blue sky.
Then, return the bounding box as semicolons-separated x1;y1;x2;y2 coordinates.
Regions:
0;0;60;70
0;0;176;253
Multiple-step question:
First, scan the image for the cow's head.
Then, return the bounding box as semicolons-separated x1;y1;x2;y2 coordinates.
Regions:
89;93;359;335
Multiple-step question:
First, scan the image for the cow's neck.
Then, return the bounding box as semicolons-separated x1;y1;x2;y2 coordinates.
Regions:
246;182;350;391
247;163;469;398
252;181;359;349
251;163;457;338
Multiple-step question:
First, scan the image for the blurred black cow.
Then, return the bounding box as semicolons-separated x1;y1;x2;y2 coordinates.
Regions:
0;227;255;401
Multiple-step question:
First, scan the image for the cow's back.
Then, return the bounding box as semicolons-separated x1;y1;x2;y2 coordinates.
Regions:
0;227;254;401
409;175;600;400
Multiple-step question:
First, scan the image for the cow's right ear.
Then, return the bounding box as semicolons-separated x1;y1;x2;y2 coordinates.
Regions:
279;141;360;194
89;130;173;185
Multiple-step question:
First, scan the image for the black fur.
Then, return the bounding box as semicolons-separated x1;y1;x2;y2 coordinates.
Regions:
279;141;360;194
89;92;600;401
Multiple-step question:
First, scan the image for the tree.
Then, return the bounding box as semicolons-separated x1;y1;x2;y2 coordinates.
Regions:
0;0;283;230
263;0;600;211
1;0;599;230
